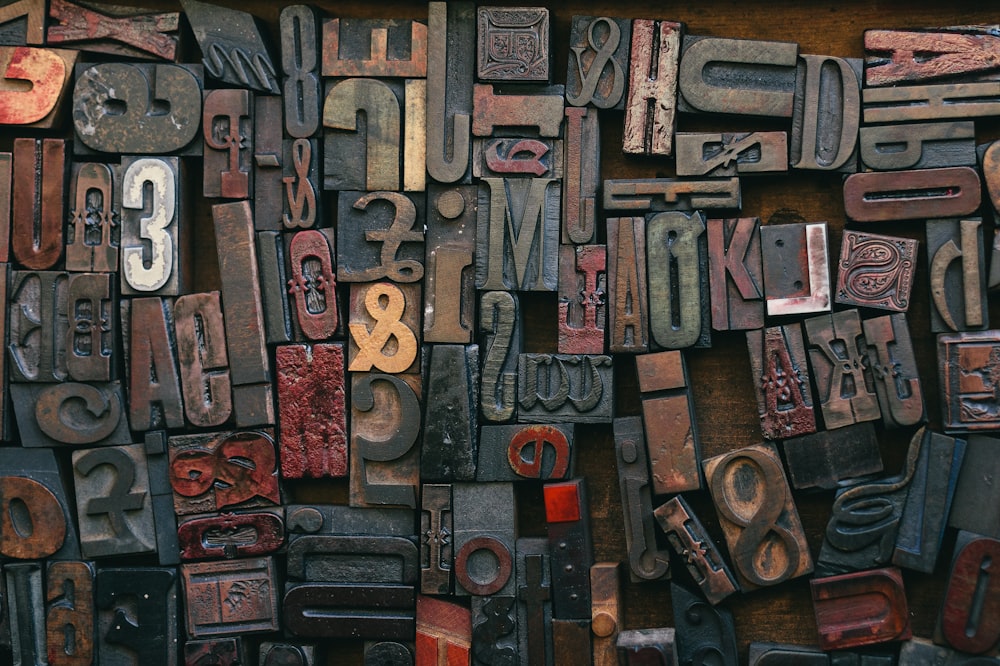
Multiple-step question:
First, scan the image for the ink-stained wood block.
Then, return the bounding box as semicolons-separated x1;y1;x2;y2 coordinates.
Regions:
558;244;606;354
46;560;95;666
811;568;912;650
678;35;798;117
803;309;880;430
927;219;989;333
72;443;155;559
782;422;883;491
280;5;321;139
453;482;516;597
290;530;416;594
591;563;622;666
416;595;471;666
181;557;280;637
603;178;741;213
11;138;65;270
472;137;563;180
476;177;560;291
791;55;862;171
47;0;180;60
543;479;592;620
516;538;553;666
128;297;184;431
940;531;1000;654
73;62;203;155
843;168;981;223
708;217;764;331
746;324;818;440
426;1;474;184
477;423;574;482
703;443;812;590
174;292;231;428
423;344;479;481
322;18;426;78
675;131;789;177
761;222;831;317
168;429;280;516
623;19;682;156
350;372;421;509
337;190;424;283
648;211;710;349
184;638;244;666
181;0;278;94
471;595;518;665
863;314;925;428
607;217;648;353
479;291;520;423
0;447;80;560
566;16;630;109
14;381;131;449
282;138;321;230
347;282;421;375
861;122;976;171
202;88;252;200
425;184;476;344
254;98;282;224
950;435;1000;538
0;47;76;129
261;642;320;666
95;567;177;665
671;582;738;665
0;0;44;45
257;230;293;344
835;231;918;313
420;484;452;595
635;351;701;494
863;81;1000;123
178;509;285;561
284;583;415;640
899;637;998;665
277;343;347;479
518;354;613;423
562;106;599;244
145;431;180;566
617;628;678;665
613;416;671;583
653;495;738;605
748;642;830;665
66;162;119;273
938;331;1000;433
471;83;565;137
285;228;339;341
477;7;549;81
7;562;45;666
864;28;1000;86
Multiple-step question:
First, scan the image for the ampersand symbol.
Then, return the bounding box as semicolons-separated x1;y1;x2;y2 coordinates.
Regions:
169;431;279;509
348;282;418;373
283;138;317;228
567;17;624;109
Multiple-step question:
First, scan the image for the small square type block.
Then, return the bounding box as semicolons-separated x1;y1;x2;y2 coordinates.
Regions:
938;330;1000;433
835;230;918;312
477;7;549;82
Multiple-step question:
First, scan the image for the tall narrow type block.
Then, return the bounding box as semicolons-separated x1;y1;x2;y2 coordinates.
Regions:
0;47;76;129
350;372;421;509
708;217;764;331
453;483;516;597
591;563;623;666
425;184;477;344
516;538;553;666
181;0;278;94
671;582;739;665
843;167;981;222
675;131;788;177
703;443;813;590
96;568;177;665
566;16;630;109
476;177;560;291
613;416;671;583
181;558;280;637
607;217;648;353
623;19;681;156
286;229;339;341
64;271;114;382
476;7;548;82
422;344;478;481
47;0;181;60
13;381;131;448
604;178;741;212
835;231;918;313
0;0;44;45
282;138;321;230
782;422;883;491
65;162;119;272
276;343;347;479
518;354;613;423
861;121;976;171
811;568;912;650
12;138;65;270
347;281;421;375
471;83;565;138
7;562;45;666
202;88;252;200
543;479;592;620
425;1;474;184
862;314;925;428
321;18;427;77
558;244;606;354
128;297;184;431
174;291;232;428
939;532;1000;654
747;325;817;439
0;153;9;263
647;210;710;349
864;28;1000;86
761;222;831;317
927;218;989;333
420;484;452;595
791;54;861;171
337;190;424;283
477;423;574;483
279;5;321;139
950;436;1000;539
46;560;95;666
145;431;179;566
416;595;471;666
253;95;283;229
479;291;521;423
562;106;599;244
938;331;1000;433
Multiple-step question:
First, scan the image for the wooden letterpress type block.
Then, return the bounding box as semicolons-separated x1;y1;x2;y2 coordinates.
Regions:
471;83;565;138
607;217;648;353
281;138;321;230
477;7;548;82
938;331;1000;433
591;563;622;666
861;121;976;171
257;231;293;345
836;231;918;313
950;435;1000;537
566;16;630;109
899;637;995;665
426;1;473;184
425;184;476;344
203;88;252;200
893;428;965;573
423;344;478;481
671;582;738;665
791;54;862;171
518;354;613;423
63;272;115;382
476;177;560;291
479;291;520;423
73;62;203;155
347;281;420;375
285;504;415;539
174;292;232;428
252;95;282;230
708;217;764;331
181;558;279;637
472;137;563;180
285;529;418;586
278;230;339;342
181;0;277;93
761;222;831;317
178;509;285;561
184;638;244;666
940;532;1000;654
66;162;119;273
420;484;452;595
46;560;95;666
72;443;155;559
844;168;981;223
7;562;45;665
675;131;789;177
364;642;412;666
863;81;1000;123
47;0;181;61
748;643;830;665
782;422;883;491
0;47;76;129
617;628;678;665
337;191;424;283
168;429;280;516
543;479;592;620
563;106;599;244
865;28;1000;86
276;343;346;479
280;5;321;139
647;210;710;349
703;443;812;590
746;325;817;440
128;297;184;431
863;314;925;427
417;595;471;665
613;417;670;583
653;496;738;605
603;178;741;213
471;596;517;664
812;568;912;650
96;567;177;665
803;310;880;430
0;447;80;560
323;78;404;192
453;482;516;597
635;351;701;494
624;19;681;156
283;583;415;640
558;244;606;354
350;373;421;509
0;153;9;264
678;36;798;117
928;219;989;333
145;431;180;566
322;18;426;78
477;423;574;482
6;271;65;384
516;538;553;666
12;138;65;270
0;0;44;45
261;642;319;666
554;619;592;665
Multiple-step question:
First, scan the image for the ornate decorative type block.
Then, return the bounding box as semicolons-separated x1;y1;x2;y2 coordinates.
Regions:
180;0;278;93
420;484;452;595
177;510;285;561
811;567;912;650
746;324;818;440
835;231;918;312
286;228;339;340
938;330;1000;433
558;244;606;354
518;353;613;423
66;162;119;273
477;7;549;81
181;557;280;637
281;138;321;231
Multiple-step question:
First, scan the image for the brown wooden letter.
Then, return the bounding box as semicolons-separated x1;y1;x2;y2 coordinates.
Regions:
861;121;976;171
0;47;75;129
281;138;320;230
863;81;1000;124
425;184;476;344
47;0;180;61
937;331;1000;433
337;191;424;283
761;221;831;316
518;354;614;423
177;510;285;561
0;0;44;45
287;229;339;340
862;314;925;428
708;217;764;331
843;167;981;222
479;291;521;423
675;131;788;177
562;106;599;243
416;595;471;666
46;560;94;666
174;291;232;428
12;138;65;270
470;83;565;138
607;217;648;353
623;19;681;156
129;297;184;431
566;16;630;109
647;210;710;349
280;5;320;139
603;177;741;212
425;1;474;184
791;54;861;171
66;162;119;273
558;244;606;354
322;18;427;77
927;218;989;333
323;78;401;191
476;7;549;82
203;88;252;200
811;568;912;650
940;532;1000;654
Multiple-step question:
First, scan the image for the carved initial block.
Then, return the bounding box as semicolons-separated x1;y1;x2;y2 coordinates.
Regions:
46;560;95;666
938;331;1000;433
477;423;574;482
181;0;278;93
322;18;427;77
66;162;119;272
708;217;764;330
181;558;280;637
623;19;682;156
8;270;67;383
175;291;232;428
675;131;789;177
0;47;76;129
337;191;424;283
471;83;565;138
280;5;320;139
348;282;420;375
836;231;917;313
843;167;982;222
423;344;478;481
323;78;403;191
862;313;925;428
426;1;474;184
761;221;831;316
747;325;817;439
477;7;549;81
940;532;1000;654
791;54;861;171
286;229;339;340
128;297;184;431
927;218;989;333
47;0;181;61
420;484;452;595
558;244;606;354
518;354;613;423
96;568;177;664
12;137;65;270
425;184;476;344
647;210;710;349
479;291;520;423
607;217;649;353
567;16;630;109
177;510;285;561
811;568;912;650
